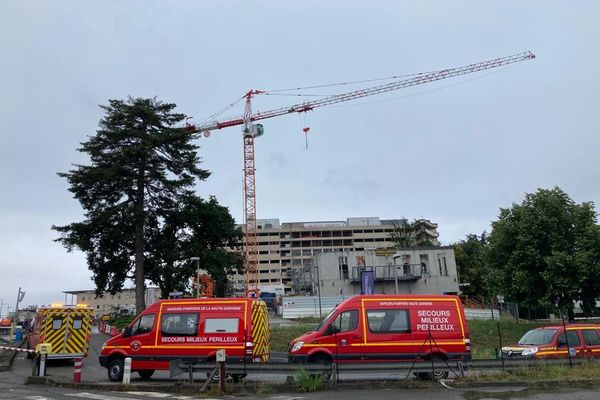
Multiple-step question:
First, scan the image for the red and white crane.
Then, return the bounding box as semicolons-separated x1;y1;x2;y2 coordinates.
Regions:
186;51;535;296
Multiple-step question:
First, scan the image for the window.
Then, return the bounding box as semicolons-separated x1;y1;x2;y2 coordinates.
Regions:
204;318;239;333
161;313;198;336
132;314;156;336
367;309;410;333
72;316;83;330
419;254;429;275
583;330;600;345
443;257;448;276
52;317;62;330
438;258;443;275
557;330;580;347
331;310;358;333
338;256;349;279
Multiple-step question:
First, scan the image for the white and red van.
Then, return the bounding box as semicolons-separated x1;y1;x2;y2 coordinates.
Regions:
99;298;270;381
288;294;470;379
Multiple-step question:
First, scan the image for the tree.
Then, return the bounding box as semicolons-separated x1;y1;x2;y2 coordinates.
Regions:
145;195;243;298
53;97;214;313
389;219;439;247
486;187;600;317
453;233;489;299
389;220;417;247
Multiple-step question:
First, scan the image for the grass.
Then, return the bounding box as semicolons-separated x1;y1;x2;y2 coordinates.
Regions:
270;323;314;352
270;317;547;358
461;362;600;383
294;368;326;392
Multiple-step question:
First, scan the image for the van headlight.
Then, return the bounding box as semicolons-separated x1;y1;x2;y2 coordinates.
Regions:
291;342;304;352
521;347;538;356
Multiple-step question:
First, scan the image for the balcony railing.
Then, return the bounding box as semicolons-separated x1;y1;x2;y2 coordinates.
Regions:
350;264;423;283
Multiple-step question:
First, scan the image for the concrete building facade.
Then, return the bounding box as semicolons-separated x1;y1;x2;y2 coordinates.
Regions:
231;217;440;294
63;288;161;320
305;247;459;297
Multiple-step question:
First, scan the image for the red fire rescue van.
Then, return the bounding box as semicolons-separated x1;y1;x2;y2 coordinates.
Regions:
288;294;470;379
99;298;270;381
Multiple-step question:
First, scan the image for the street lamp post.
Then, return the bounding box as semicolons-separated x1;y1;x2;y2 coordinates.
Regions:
314;266;322;317
190;257;201;298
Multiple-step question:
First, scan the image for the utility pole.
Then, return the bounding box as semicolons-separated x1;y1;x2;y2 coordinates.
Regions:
191;257;201;298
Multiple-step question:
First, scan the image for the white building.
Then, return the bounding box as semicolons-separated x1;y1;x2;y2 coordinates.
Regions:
63;287;161;319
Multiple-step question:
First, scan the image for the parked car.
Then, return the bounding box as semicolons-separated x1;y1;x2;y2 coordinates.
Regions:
501;324;600;359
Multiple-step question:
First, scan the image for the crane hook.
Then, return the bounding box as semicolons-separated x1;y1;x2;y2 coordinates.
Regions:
302;127;310;149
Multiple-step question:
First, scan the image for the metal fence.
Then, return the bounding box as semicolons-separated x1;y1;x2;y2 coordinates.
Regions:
170;357;598;385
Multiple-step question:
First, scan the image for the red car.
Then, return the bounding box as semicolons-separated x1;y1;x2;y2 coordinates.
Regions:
502;324;600;359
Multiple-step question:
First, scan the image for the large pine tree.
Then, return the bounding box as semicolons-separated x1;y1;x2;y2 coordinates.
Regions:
53;97;239;313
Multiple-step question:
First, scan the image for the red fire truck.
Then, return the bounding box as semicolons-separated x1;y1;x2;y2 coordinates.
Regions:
288;294;470;379
99;298;270;381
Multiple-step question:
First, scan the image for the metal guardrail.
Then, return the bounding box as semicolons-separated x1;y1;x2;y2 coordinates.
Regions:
170;357;600;384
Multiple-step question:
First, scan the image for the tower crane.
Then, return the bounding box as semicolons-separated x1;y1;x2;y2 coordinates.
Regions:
186;51;535;297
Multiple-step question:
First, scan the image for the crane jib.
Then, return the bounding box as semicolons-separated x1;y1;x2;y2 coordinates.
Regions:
192;51;534;134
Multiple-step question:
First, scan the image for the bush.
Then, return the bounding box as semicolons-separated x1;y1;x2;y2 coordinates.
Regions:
294;368;325;392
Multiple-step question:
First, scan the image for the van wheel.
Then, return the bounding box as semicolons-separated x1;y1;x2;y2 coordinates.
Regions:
108;357;124;382
138;369;154;380
415;356;449;381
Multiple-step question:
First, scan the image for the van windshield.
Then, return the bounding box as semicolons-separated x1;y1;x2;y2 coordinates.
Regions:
518;328;558;345
313;308;337;332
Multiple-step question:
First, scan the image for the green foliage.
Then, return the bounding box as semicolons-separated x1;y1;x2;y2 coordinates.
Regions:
53;97;242;312
388;220;416;247
294;368;325;392
487;187;600;316
461;363;600;383
270;324;314;352
108;314;135;329
454;233;490;299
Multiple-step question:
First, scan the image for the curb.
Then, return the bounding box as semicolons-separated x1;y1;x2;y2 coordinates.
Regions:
450;378;600;389
24;375;600;394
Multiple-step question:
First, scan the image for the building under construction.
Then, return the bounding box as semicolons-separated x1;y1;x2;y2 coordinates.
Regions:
231;217;440;294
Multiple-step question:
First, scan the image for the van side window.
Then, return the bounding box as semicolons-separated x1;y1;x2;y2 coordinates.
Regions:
557;330;580;347
331;310;358;333
367;309;410;333
204;318;239;333
132;314;155;336
582;330;600;345
161;313;198;336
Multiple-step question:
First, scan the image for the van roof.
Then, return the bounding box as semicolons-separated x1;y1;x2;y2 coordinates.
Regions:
335;294;462;307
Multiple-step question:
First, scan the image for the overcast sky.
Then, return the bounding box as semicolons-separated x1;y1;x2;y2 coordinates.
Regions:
1;1;598;309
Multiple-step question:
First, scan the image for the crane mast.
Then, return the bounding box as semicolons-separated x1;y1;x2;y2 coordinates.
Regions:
187;51;535;297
